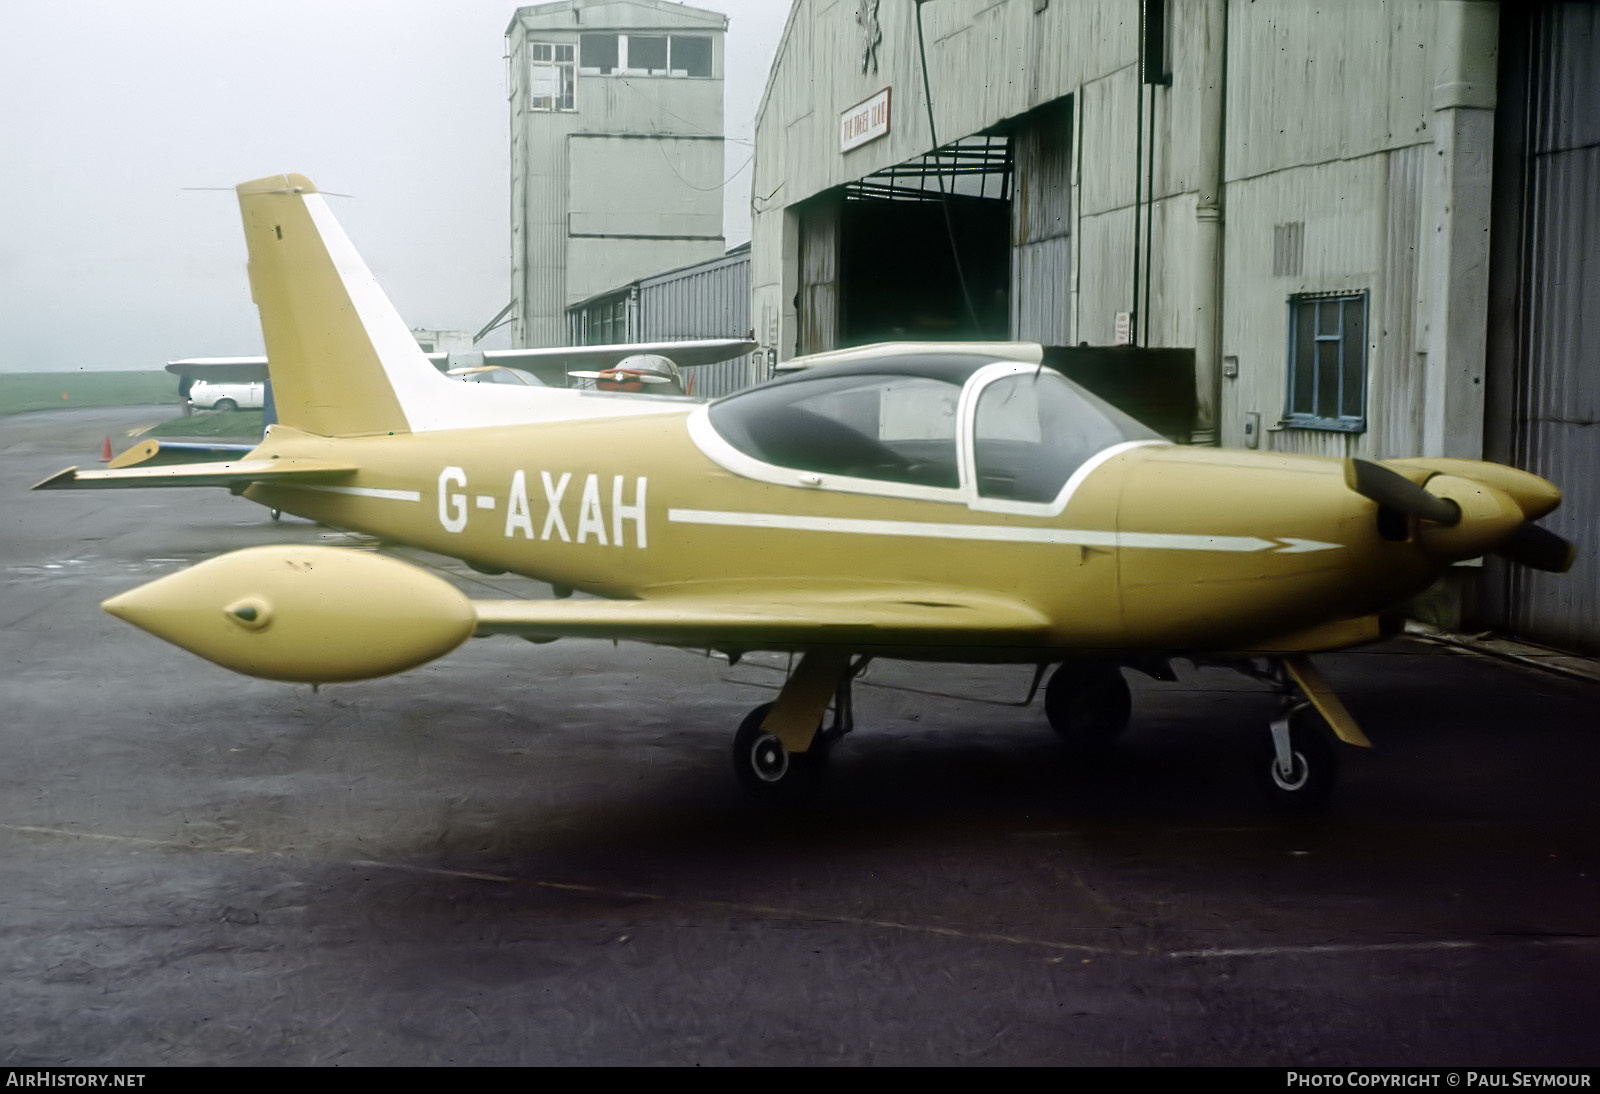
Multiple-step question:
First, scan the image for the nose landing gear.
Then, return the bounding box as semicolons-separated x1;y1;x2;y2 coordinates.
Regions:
1258;702;1340;811
1253;655;1370;812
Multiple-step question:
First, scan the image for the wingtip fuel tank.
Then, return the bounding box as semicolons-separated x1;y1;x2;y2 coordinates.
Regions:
103;546;477;684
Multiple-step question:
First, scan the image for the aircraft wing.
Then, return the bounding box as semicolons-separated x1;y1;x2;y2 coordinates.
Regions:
473;588;1052;650
32;458;358;491
484;339;757;371
166;357;270;383
94;547;1054;684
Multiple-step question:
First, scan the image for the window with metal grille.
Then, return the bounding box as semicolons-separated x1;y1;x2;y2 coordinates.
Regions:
1285;292;1367;431
529;42;576;111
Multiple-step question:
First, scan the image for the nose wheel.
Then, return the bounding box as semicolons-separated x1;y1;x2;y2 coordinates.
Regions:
1257;703;1339;812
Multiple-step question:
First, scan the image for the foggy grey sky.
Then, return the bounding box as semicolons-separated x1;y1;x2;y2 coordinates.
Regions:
0;0;791;372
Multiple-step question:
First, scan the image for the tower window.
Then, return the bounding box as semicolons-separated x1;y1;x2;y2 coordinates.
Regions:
529;42;576;111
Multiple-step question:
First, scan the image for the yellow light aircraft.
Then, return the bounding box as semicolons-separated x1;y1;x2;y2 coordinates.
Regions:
36;173;1575;810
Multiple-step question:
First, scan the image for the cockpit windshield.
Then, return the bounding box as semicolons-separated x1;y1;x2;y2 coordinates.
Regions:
708;372;963;488
972;370;1161;502
706;356;1161;500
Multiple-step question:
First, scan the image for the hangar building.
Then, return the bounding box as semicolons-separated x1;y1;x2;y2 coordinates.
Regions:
567;243;757;398
507;0;729;348
749;0;1599;654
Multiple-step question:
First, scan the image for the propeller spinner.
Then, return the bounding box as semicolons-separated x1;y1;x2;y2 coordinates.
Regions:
1343;458;1575;573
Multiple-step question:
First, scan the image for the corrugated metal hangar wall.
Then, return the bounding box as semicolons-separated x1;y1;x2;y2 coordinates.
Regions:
1485;3;1600;652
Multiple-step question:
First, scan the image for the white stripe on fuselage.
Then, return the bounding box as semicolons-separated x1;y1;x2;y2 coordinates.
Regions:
275;482;1340;555
284;484;423;502
666;508;1341;554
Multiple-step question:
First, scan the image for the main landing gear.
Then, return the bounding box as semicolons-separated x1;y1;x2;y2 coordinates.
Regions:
1043;660;1132;753
731;651;864;803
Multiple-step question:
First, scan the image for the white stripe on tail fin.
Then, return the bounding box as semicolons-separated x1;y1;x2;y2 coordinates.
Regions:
238;173;692;435
238;173;446;437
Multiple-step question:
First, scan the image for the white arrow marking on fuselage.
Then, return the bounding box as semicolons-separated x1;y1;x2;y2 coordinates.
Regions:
1273;537;1342;554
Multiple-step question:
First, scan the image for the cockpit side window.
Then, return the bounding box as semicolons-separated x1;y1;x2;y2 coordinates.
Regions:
974;372;1160;502
708;374;961;488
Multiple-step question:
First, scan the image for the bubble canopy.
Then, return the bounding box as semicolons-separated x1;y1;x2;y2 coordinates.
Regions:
706;353;1162;503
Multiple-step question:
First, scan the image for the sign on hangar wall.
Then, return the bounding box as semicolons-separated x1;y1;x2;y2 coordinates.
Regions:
840;88;891;153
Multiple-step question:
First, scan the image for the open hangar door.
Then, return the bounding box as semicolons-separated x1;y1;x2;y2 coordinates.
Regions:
796;98;1073;355
798;136;1014;354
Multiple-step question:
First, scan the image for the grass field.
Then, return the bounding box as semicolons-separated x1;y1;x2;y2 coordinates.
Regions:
0;371;179;415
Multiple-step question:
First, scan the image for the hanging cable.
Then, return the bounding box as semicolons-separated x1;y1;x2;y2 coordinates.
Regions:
1132;73;1144;347
653;139;755;193
913;1;982;335
1144;80;1156;347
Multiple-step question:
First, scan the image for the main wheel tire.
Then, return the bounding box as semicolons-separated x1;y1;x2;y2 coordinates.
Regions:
1257;707;1340;813
1044;662;1132;752
732;702;826;803
214;398;238;412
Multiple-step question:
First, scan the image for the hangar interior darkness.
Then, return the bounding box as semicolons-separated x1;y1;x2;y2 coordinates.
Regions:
796;97;1073;355
797;140;1012;353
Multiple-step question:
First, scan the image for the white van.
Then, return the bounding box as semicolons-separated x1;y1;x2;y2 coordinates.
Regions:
187;380;265;412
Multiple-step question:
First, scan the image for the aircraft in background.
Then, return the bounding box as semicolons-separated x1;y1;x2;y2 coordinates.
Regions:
35;173;1576;811
569;353;687;395
164;336;748;398
120;335;747;475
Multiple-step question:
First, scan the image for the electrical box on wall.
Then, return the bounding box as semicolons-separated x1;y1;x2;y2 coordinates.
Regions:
1243;411;1261;449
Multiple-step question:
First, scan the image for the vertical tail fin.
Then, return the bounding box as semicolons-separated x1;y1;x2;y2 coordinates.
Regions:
237;173;445;437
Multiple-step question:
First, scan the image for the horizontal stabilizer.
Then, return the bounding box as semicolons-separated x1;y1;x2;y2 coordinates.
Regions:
33;458;357;491
108;439;258;469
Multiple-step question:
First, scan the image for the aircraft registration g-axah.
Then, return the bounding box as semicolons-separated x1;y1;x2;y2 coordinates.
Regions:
37;173;1575;810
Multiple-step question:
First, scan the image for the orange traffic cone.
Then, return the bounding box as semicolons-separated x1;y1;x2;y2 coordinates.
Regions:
99;436;113;462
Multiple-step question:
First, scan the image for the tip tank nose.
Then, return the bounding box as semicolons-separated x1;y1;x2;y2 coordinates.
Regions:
102;546;477;683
